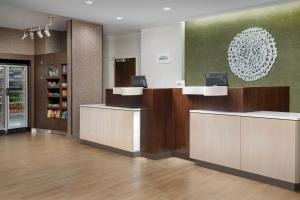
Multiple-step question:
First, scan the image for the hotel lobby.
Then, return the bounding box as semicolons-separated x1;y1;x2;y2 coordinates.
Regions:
0;0;300;199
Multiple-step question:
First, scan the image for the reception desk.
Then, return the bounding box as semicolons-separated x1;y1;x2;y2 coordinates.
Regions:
190;110;300;190
105;86;289;159
80;104;141;156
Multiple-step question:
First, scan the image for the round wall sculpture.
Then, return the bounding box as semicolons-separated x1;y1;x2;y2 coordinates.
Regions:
228;27;277;82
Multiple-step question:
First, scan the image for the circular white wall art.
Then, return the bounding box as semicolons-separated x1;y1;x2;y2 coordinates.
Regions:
228;27;277;82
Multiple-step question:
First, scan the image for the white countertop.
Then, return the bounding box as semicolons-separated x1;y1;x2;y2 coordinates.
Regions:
190;110;300;121
80;104;142;111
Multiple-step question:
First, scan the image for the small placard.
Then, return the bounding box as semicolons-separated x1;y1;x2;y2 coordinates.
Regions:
157;52;171;64
176;80;185;88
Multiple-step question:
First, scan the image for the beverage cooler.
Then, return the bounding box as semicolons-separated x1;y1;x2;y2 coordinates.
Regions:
0;64;28;133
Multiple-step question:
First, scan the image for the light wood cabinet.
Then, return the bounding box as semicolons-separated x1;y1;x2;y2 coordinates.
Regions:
80;105;140;153
190;113;241;169
241;117;299;183
190;111;300;184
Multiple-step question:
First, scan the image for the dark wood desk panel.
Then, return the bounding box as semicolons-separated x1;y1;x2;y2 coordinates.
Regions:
243;86;289;112
107;89;174;157
106;86;290;159
171;89;188;155
141;89;174;154
106;89;142;108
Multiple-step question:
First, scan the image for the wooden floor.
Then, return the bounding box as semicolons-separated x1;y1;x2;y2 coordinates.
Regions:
0;133;300;200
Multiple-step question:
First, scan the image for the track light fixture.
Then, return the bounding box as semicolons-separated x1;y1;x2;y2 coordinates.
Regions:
44;24;51;37
29;29;34;40
21;30;28;40
37;26;43;38
21;17;53;40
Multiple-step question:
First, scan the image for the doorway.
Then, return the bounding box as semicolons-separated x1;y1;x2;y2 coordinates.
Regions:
114;58;136;87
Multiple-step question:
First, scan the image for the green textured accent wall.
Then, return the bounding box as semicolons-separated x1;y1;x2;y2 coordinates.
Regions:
185;2;300;112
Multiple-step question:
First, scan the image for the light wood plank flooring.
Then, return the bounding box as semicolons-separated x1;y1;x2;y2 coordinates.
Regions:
0;133;300;200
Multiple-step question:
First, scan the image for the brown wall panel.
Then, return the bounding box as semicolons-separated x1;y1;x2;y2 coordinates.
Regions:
69;20;103;137
0;28;34;55
35;31;67;55
34;52;67;131
0;27;68;131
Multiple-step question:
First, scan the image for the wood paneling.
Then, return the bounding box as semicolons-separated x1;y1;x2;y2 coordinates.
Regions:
106;89;173;156
68;20;103;138
34;54;46;128
115;58;136;87
243;86;290;112
141;89;173;154
106;86;290;157
80;106;140;152
106;90;142;108
0;28;34;55
186;88;244;112
34;31;67;55
171;89;188;154
34;52;67;131
241;117;297;182
190;113;241;169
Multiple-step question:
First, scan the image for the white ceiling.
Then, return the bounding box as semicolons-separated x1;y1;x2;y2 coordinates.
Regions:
0;4;69;31
0;0;297;35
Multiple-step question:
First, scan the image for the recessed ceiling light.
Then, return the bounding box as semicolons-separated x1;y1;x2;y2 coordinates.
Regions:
163;7;171;11
116;17;123;20
85;0;93;5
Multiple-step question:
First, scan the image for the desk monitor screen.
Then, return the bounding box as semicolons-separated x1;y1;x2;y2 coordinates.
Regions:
131;75;148;88
205;72;229;86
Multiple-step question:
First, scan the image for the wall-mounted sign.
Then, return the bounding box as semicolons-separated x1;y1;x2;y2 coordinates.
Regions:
157;52;171;64
176;80;185;88
228;27;277;82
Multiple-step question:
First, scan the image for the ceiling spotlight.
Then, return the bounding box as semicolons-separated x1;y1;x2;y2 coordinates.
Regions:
116;17;123;20
163;7;171;11
29;29;34;40
21;30;28;40
21;17;53;40
37;26;43;38
85;0;93;5
44;24;51;37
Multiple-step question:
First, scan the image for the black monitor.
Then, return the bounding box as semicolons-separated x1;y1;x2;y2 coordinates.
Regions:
131;75;148;88
205;72;229;86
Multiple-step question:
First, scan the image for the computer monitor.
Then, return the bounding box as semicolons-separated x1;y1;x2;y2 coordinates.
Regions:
131;76;148;88
205;72;229;86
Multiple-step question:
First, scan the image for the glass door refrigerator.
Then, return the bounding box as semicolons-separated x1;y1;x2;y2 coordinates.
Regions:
0;64;28;133
0;66;5;132
7;65;28;130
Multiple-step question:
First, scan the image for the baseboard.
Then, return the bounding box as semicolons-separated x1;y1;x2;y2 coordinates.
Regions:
141;151;173;160
80;139;141;157
172;151;194;161
195;160;300;191
6;127;29;134
32;128;67;136
77;142;190;161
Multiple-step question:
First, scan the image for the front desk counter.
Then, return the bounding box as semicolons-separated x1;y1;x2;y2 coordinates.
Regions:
105;86;289;159
190;110;300;190
80;104;141;156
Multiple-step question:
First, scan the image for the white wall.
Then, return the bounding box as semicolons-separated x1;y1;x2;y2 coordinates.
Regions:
103;33;141;101
141;23;185;88
103;22;185;100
